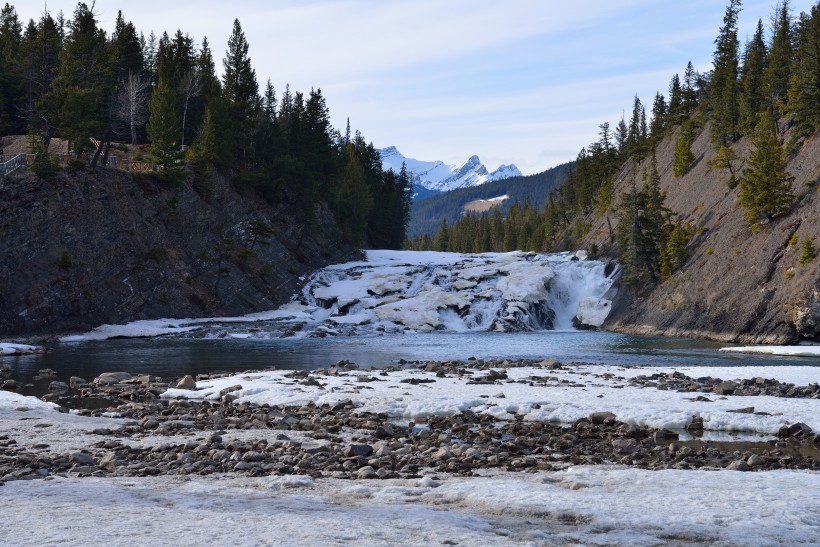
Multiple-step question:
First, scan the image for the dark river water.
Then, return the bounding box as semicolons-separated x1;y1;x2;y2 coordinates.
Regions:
3;331;819;385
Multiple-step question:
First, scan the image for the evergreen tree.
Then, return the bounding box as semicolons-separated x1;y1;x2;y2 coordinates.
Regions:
738;19;768;135
682;61;698;113
649;92;667;145
222;19;259;166
0;3;22;133
787;5;820;138
614;117;628;156
660;221;693;279
47;2;111;156
147;79;184;176
799;237;816;265
187;105;217;167
710;0;742;149
20;11;61;146
739;111;794;224
668;73;683;124
708;144;740;188
627;95;647;158
672;121;695;177
764;1;793;113
222;19;258;121
432;218;449;251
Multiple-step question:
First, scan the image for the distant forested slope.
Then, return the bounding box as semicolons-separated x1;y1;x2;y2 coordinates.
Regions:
408;162;571;238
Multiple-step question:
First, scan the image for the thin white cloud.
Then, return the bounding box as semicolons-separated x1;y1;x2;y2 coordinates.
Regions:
13;0;819;175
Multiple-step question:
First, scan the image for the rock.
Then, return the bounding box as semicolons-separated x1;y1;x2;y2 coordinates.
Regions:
69;452;94;466
343;444;374;458
69;376;87;387
94;372;133;385
48;381;69;393
727;407;755;414
356;466;377;479
714;381;737;396
788;422;813;437
653;430;678;444
794;301;820;340
375;425;394;439
219;385;243;397
747;454;766;467
726;460;750;471
538;359;563;370
175;375;197;390
611;438;638;454
588;412;616;424
139;418;159;429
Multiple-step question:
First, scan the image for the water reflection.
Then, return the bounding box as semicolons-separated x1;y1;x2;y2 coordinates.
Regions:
2;331;818;385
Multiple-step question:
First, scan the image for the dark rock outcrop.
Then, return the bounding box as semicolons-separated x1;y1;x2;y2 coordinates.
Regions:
0;168;359;337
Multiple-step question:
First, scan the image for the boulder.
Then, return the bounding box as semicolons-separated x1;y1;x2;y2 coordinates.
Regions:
588;411;616;424
94;372;133;385
48;381;69;393
794;301;820;340
175;375;197;390
69;376;87;387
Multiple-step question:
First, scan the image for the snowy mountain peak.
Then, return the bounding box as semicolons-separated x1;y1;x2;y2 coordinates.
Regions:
378;147;521;195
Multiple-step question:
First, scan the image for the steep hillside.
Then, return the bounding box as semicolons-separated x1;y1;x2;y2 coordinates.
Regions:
583;122;819;344
408;162;571;238
0;168;359;338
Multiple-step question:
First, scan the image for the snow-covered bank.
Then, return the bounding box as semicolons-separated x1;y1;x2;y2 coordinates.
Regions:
1;468;817;546
0;342;42;355
720;345;820;358
59;250;617;341
163;363;820;435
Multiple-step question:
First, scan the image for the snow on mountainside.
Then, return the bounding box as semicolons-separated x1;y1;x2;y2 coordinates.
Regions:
379;146;522;194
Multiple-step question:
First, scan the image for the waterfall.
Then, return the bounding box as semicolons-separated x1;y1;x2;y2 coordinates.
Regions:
286;250;618;337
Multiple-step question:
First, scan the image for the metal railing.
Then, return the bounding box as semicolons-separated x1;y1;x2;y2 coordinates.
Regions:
0;153;27;175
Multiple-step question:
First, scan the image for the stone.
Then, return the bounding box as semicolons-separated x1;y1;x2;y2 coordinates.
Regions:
219;385;243;397
611;438;638;454
653;430;679;444
794;301;820;340
175;375;197;390
343;444;374;458
727;407;755;414
787;422;813;437
69;376;87;387
714;381;737;396
94;372;133;385
588;412;616;424
726;460;750;471
747;454;766;467
538;359;563;370
69;452;94;466
356;466;377;479
48;381;69;393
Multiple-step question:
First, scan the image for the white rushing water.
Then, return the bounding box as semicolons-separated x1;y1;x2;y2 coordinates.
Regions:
293;250;618;336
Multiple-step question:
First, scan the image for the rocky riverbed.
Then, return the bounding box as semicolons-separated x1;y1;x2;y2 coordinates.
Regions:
1;359;818;484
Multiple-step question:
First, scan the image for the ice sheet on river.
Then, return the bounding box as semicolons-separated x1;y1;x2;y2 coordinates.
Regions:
59;250;617;341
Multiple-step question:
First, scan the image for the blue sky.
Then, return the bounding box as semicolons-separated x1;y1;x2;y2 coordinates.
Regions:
16;0;818;174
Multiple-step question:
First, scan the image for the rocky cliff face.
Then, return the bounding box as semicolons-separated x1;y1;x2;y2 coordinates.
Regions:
584;122;820;344
0;169;359;338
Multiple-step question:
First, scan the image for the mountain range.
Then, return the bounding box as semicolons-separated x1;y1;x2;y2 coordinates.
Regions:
378;146;522;195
